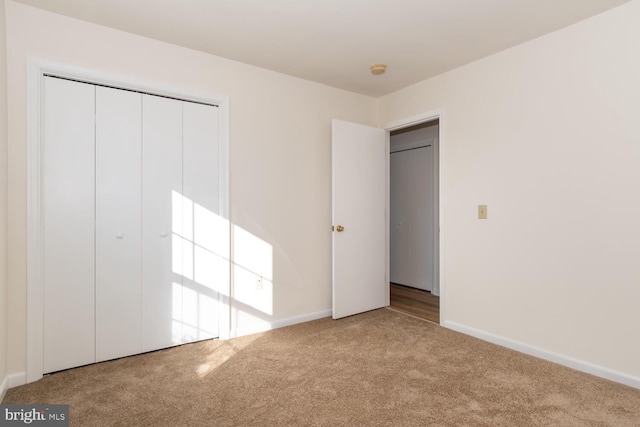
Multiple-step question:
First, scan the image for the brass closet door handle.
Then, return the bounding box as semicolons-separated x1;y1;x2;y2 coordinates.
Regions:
335;225;345;232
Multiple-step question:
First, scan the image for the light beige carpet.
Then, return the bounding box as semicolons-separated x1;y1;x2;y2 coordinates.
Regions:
4;309;640;426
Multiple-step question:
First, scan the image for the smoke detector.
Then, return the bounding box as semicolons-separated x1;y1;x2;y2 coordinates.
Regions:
370;64;386;75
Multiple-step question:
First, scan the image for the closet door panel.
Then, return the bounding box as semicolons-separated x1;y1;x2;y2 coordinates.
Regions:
141;94;183;352
410;146;434;291
390;151;411;286
182;103;221;342
43;77;96;373
95;86;142;362
183;103;220;214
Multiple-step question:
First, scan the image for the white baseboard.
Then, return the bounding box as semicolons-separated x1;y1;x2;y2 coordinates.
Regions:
443;320;640;390
230;309;332;338
0;372;26;402
8;372;26;388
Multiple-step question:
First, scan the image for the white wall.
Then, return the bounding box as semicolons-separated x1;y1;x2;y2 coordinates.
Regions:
0;0;9;399
5;1;377;378
379;0;640;381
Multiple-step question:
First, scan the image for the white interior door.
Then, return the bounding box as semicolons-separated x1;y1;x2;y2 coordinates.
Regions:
141;94;183;352
43;77;96;373
181;102;221;341
95;86;143;362
332;119;386;319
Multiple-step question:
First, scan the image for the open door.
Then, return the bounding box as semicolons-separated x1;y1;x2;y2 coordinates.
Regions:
332;119;386;319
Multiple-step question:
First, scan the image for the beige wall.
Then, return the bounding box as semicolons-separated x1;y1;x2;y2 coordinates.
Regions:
0;0;8;394
5;1;376;376
379;0;640;379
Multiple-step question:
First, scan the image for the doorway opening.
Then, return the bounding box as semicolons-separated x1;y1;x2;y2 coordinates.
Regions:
387;119;440;323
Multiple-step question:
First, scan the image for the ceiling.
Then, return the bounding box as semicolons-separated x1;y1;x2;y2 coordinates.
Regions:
14;0;631;97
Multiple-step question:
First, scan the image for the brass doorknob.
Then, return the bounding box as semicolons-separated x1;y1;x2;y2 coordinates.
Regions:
336;225;345;232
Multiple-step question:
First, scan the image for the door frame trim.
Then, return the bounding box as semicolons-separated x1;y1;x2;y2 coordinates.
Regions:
383;109;445;324
26;58;231;383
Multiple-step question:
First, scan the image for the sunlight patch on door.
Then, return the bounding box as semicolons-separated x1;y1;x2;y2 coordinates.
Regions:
171;191;229;344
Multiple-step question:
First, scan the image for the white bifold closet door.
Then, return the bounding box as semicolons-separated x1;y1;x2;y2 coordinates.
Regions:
181;102;221;343
43;77;96;374
390;146;435;291
95;86;143;362
42;76;221;373
141;96;222;351
141;94;182;352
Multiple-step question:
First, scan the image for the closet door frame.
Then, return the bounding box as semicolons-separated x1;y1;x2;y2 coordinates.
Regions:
26;59;230;383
